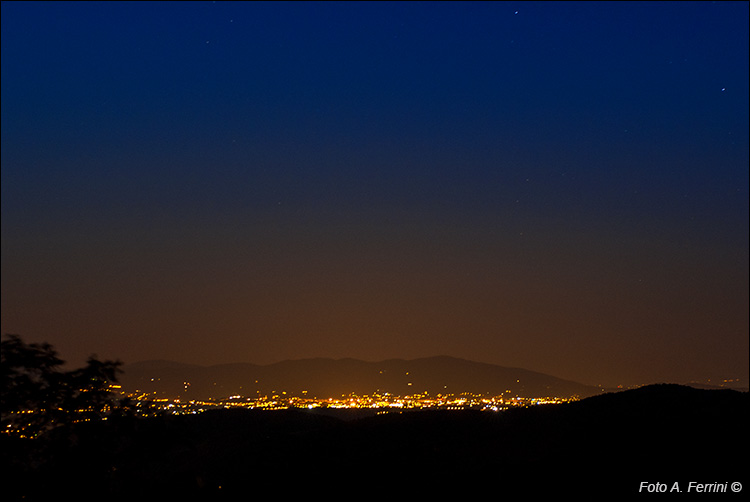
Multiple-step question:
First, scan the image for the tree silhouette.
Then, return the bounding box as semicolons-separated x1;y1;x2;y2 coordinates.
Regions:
1;334;123;437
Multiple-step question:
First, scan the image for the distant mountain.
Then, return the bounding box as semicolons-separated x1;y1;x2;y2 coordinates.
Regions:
684;381;749;392
119;355;600;400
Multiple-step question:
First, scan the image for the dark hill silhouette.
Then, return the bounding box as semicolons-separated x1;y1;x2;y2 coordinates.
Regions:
4;384;746;500
119;355;599;399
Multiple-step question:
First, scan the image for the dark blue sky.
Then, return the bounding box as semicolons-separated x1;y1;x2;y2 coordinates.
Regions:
2;1;748;387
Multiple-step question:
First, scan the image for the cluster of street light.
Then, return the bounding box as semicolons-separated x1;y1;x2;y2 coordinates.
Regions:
124;389;578;416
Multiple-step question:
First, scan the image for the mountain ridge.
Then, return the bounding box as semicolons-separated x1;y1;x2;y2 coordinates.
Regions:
119;355;601;400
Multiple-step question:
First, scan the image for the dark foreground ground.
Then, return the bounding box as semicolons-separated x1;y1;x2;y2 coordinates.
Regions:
3;384;747;500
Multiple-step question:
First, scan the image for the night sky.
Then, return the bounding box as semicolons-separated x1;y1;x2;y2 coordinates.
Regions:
2;1;748;388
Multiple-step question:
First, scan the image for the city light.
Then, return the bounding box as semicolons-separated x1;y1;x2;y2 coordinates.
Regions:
120;388;579;416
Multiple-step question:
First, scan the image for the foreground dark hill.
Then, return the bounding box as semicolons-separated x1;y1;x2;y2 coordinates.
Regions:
120;355;599;399
4;384;747;500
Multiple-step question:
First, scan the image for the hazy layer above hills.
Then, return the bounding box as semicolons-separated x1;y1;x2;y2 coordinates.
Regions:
119;355;600;399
